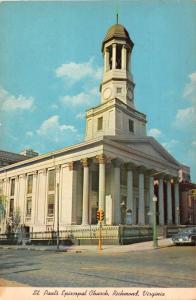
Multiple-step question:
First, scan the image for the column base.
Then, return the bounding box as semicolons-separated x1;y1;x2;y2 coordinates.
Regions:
81;223;89;226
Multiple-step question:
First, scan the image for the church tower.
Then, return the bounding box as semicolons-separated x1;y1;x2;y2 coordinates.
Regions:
101;21;134;107
85;21;147;141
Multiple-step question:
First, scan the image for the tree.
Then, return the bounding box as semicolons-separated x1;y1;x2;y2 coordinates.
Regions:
0;194;7;224
6;208;21;234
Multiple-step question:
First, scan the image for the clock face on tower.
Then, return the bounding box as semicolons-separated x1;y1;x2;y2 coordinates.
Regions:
103;87;112;100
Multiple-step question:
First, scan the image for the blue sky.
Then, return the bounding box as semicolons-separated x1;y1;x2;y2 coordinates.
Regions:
0;0;195;181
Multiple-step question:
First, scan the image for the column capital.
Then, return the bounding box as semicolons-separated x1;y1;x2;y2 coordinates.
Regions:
157;174;165;180
68;161;77;171
137;165;146;173
20;173;27;179
125;162;136;171
165;174;172;182
146;169;156;177
39;168;47;175
32;170;38;176
81;158;88;168
173;177;179;184
96;154;106;164
55;165;61;172
112;158;123;168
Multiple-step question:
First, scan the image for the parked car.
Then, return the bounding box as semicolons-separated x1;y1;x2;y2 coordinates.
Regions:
172;227;196;245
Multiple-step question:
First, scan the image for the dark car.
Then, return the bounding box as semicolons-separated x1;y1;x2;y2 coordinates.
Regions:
172;227;196;245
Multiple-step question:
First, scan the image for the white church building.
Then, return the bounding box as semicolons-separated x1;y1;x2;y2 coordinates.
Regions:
0;22;181;240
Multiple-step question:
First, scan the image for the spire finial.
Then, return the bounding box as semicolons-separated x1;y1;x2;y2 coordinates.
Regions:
116;13;118;24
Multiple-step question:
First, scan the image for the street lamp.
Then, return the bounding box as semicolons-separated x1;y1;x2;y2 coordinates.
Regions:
120;200;126;225
152;195;158;248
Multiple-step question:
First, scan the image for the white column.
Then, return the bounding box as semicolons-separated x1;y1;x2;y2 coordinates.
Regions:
81;158;89;225
104;48;109;72
121;45;127;70
158;178;164;225
55;165;61;230
5;178;9;218
68;162;78;225
32;171;38;225
174;181;180;225
76;166;83;225
97;155;106;211
22;174;27;224
113;159;121;224
167;180;173;224
36;169;47;226
15;176;19;209
127;164;134;225
149;176;154;225
138;170;145;225
112;44;116;69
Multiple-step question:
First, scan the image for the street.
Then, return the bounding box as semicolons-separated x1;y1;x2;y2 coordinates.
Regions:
0;246;195;287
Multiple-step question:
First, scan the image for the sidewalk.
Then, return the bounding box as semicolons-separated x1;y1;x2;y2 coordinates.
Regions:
0;238;172;254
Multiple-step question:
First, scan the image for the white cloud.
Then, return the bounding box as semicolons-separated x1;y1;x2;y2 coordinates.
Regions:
60;87;99;107
55;58;102;83
76;112;85;119
0;87;34;112
148;128;162;138
173;72;196;130
183;72;196;101
26;131;34;137
51;103;59;110
161;139;179;151
36;115;77;143
174;106;196;128
192;141;196;147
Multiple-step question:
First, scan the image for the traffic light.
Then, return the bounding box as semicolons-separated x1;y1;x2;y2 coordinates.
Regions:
96;210;100;221
100;210;104;221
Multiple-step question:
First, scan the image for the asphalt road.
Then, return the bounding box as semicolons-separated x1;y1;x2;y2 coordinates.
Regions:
0;246;195;287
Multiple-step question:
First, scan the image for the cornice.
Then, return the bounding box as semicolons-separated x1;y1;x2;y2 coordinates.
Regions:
86;98;146;123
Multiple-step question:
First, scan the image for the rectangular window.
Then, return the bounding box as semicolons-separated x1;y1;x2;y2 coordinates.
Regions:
117;87;122;94
129;119;134;133
97;117;103;131
9;199;14;217
10;179;15;196
48;169;55;191
26;197;32;216
27;174;33;194
47;194;55;216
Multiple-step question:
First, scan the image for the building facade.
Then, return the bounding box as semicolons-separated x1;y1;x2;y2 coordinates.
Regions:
0;22;182;235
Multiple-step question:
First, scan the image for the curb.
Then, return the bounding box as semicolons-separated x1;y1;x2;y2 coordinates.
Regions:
0;243;172;253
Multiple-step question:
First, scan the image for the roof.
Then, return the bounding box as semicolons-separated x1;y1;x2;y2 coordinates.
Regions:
102;23;134;51
0;150;27;166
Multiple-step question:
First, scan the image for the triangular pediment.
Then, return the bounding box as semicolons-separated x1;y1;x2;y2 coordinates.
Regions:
109;136;180;167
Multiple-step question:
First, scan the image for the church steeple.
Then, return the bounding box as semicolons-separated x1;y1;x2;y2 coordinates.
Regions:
85;23;147;141
100;23;135;108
